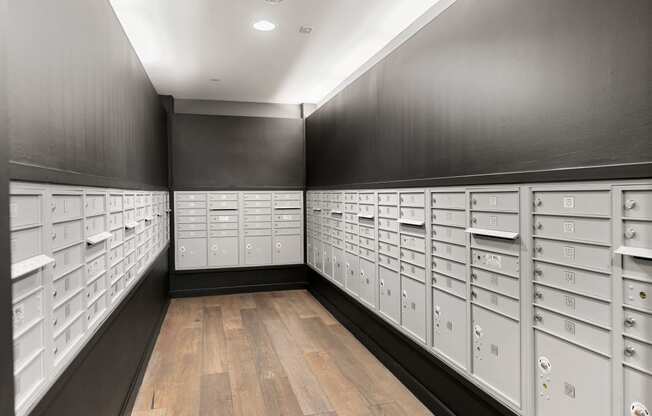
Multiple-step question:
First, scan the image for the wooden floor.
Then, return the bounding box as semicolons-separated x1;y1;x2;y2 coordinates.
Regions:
131;290;432;416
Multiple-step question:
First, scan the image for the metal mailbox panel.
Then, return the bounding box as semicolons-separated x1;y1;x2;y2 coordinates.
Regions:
208;237;239;267
313;240;323;270
471;249;520;278
432;209;466;227
273;221;301;229
399;206;425;222
208;193;238;201
431;192;466;210
378;192;398;206
533;284;611;327
623;308;652;344
244;222;272;230
400;262;426;283
274;192;301;201
306;240;314;266
274;213;301;221
177;201;206;210
359;225;375;238
176;238;207;269
14;351;45;411
622;220;652;249
53;244;83;278
623;367;652;416
399;192;425;207
52;290;84;333
358;203;375;217
358;192;375;204
379;266;401;324
243;193;271;201
534;238;611;273
177;223;206;231
176;193;206;202
378;241;399;258
378;253;399;271
471;211;519;233
402;276;427;342
332;247;345;286
12;289;43;336
432;225;467;246
84;194;106;217
534;215;610;245
274;235;301;265
623;256;652;280
471;268;519;299
359;257;377;308
471;286;519;320
472;305;521;405
177;231;207;239
400;247;426;266
624;336;652;372
378;205;399;219
244;200;272;208
400;234;425;253
52;268;83;308
244;236;272;265
10;194;42;229
52;194;83;223
176;208;207;217
210;222;238;231
432;257;466;281
378;217;398;232
622;190;652;220
533;190;610;217
433;288;468;369
534;331;610;416
273;199;301;209
345;251;360;296
344;202;358;213
13;320;43;372
533;260;610;299
11;227;42;264
211;214;239;223
623;278;652;312
244;207;272;215
534;307;611;355
431;240;466;263
433;273;467;299
323;244;333;277
52;220;83;251
470;191;519;212
470;234;520;255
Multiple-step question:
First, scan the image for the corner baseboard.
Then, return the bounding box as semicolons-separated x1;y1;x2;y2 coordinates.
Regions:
169;281;308;298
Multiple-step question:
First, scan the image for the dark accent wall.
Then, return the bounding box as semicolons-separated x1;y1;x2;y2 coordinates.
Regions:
171;113;305;190
306;0;652;188
1;0;16;414
7;0;167;189
4;1;170;416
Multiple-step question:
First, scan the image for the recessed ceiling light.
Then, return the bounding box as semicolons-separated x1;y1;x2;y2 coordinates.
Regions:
299;26;313;34
253;20;276;31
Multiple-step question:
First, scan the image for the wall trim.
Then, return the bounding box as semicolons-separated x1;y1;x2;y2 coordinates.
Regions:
170;282;309;298
174;99;303;119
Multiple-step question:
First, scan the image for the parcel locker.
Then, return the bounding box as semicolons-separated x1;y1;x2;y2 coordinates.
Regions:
208;237;239;267
433;288;468;370
379;266;401;324
472;305;521;405
332;247;345;286
359;257;377;308
534;330;611;416
274;235;301;265
401;276;426;342
345;251;360;297
244;236;272;265
623;367;651;416
176;238;207;268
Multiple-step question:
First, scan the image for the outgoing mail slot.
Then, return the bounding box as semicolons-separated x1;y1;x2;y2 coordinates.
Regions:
53;243;83;278
533;238;611;273
400;234;425;253
378;241;399;258
470;212;519;233
52;290;83;332
622;220;652;249
431;192;466;210
400;192;425;207
378;192;398;205
400;262;426;282
471;249;519;278
85;194;106;217
52;268;83;307
208;193;237;201
433;273;467;299
533;307;611;355
14;351;45;410
471;268;519;299
533;284;611;327
378;205;399;219
12;289;43;335
210;200;238;210
533;215;610;245
433;288;468;369
533;261;611;300
431;241;466;263
13;320;43;372
533;190;610;216
400;248;426;266
622;190;652;220
10;194;41;230
623;337;652;373
432;225;467;246
52;220;83;251
471;286;519;320
470;191;519;212
176;193;206;202
378;217;398;232
432;209;466;227
623;308;652;344
470;234;520;255
432;257;466;281
623;278;652;312
11;227;42;264
52;194;83;223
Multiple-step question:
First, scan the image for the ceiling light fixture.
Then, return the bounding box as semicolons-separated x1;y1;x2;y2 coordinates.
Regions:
299;26;313;34
253;20;276;31
209;78;221;82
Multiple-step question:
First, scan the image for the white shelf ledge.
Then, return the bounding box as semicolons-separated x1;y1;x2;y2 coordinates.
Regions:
312;208;322;212
398;218;425;227
357;213;375;219
615;246;652;260
331;210;343;215
465;228;519;240
275;206;299;210
87;231;112;245
12;255;55;280
125;221;138;230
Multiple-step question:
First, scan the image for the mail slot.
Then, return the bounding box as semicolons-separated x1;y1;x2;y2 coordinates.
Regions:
52;220;83;251
431;192;466;210
470;233;520;255
432;240;466;263
533;190;610;217
533;261;611;300
433;273;467;299
533;283;611;327
623;278;652;312
533;215;610;245
432;224;467;246
471;249;520;278
432;209;466;227
623;256;652;281
432;256;466;281
533;307;610;355
433;288;468;369
533;238;611;273
471;268;519;299
470;191;519;212
10;194;42;230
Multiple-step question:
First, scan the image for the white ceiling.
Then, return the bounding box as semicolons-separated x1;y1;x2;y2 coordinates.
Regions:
110;0;443;104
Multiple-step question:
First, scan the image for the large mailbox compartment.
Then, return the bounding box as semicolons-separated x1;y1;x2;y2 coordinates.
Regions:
379;265;401;324
433;288;468;370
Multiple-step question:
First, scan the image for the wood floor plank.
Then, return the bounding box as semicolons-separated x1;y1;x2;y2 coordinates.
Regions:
272;294;322;354
222;295;244;331
199;373;234;416
369;402;409;416
226;327;267;416
202;307;228;375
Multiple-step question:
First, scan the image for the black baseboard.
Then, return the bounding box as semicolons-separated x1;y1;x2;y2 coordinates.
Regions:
29;248;170;416
169;264;309;298
307;268;517;416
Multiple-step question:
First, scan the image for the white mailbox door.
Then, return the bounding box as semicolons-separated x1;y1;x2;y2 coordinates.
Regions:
273;235;301;265
244;236;272;265
208;237;238;267
379;266;400;324
176;238;207;269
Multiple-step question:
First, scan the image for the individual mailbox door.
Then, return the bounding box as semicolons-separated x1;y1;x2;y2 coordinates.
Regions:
379;266;400;324
314;239;323;271
244;236;272;265
472;306;521;406
532;190;610;217
533;261;611;300
433;288;468;370
208;237;238;267
534;331;610;416
176;238;207;269
623;308;652;344
323;243;333;277
307;239;314;266
623;367;651;416
533;238;611;273
401;276;426;343
345;251;359;297
359;257;377;308
274;235;301;265
623;278;652;312
332;247;345;286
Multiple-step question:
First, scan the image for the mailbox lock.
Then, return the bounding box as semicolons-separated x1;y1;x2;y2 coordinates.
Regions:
624;199;637;210
471;273;477;280
471;291;478;299
473;325;482;338
535;246;543;253
624;345;637;357
471;217;477;224
534;313;543;323
624;317;637;327
625;228;637;239
631;402;650;416
534;291;543;300
379;280;384;288
534;268;543;276
535;222;543;230
537;356;552;373
534;198;543;207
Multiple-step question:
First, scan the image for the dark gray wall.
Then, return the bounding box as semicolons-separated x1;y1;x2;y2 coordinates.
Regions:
4;1;170;416
1;0;15;414
7;0;167;189
172;113;305;190
306;0;652;188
